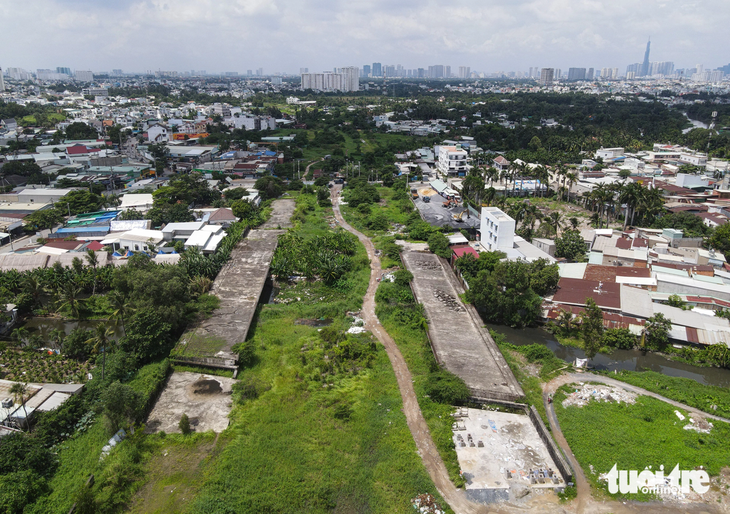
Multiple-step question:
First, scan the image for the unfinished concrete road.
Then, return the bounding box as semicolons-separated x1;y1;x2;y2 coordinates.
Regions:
172;200;294;369
259;198;295;229
331;186;485;514
401;250;523;402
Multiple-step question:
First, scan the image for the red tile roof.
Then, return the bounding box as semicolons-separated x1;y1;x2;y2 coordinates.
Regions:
43;240;83;250
584;265;651;283
86;241;104;251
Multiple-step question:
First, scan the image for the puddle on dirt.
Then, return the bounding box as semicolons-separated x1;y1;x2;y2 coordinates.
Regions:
192;379;222;395
294;318;332;327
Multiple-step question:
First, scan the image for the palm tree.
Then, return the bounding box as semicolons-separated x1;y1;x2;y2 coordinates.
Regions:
21;275;44;311
108;291;131;336
619;182;643;230
9;382;30;432
57;282;84;320
564;172;578;202
85;249;99;295
86;324;115;355
568;216;579;230
547;211;563;236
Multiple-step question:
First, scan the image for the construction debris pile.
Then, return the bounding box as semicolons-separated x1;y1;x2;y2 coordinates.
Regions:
561;382;637;408
432;288;465;312
411;494;444;514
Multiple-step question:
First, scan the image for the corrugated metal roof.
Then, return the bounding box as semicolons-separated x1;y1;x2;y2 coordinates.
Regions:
553;277;621;310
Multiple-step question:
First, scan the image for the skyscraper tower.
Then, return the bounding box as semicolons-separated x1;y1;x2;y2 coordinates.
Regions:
0;68;4;92
640;38;651;77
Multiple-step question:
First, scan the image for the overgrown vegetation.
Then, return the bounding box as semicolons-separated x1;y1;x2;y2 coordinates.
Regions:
554;387;730;501
184;190;451;513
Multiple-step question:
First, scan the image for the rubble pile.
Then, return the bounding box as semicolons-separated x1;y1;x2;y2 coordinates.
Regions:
561;382;637;408
411;493;444;514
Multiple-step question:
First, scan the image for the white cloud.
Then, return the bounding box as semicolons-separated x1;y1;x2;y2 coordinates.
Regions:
0;0;728;73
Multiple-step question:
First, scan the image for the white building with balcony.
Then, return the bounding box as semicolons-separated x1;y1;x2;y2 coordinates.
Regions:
480;207;515;251
438;146;468;176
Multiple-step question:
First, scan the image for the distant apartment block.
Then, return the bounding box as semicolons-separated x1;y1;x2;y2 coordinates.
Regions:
539;68;554;86
74;70;94;82
458;66;470;79
567;68;586;81
301;67;359;92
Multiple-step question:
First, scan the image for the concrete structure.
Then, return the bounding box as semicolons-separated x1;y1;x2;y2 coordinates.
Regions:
438;145;468;176
453;408;564;504
16;188;74;204
301;67;359;92
145;372;237;434
480;207;515;251
171;199;294;370
119;193;154;212
401;250;523;401
539;68;554;86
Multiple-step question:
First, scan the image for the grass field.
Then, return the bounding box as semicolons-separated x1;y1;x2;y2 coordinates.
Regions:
599;370;730;419
554;386;730;501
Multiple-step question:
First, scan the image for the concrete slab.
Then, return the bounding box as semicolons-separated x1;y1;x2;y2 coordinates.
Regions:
172;229;283;368
145;372;236;434
453;408;563;502
412;193;480;229
401;250;522;401
260;198;295;229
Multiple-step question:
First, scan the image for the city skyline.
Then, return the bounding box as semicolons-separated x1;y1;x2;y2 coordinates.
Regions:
0;0;728;75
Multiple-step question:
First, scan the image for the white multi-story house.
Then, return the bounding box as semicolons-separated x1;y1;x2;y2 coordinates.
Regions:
438;146;468;176
147;123;169;143
480;207;515;251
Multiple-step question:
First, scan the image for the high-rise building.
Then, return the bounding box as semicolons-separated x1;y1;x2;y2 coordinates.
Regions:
428;65;444;78
56;67;71;76
555;69;561;80
458;66;470;79
7;68;29;81
302;67;359;92
300;67;309;74
445;65;451;78
539;68;554;86
640;39;651;77
112;69;123;76
586;68;594;80
417;68;425;78
567;68;586;81
74;70;94;82
372;62;382;77
256;68;264;76
385;65;396;77
362;65;371;77
247;70;253;76
0;68;4;91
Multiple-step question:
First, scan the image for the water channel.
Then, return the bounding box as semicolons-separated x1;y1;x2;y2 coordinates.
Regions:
21;318;124;349
682;113;710;134
489;324;730;388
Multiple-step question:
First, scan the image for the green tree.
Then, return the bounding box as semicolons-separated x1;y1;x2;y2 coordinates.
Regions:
581;298;604;359
55;190;103;216
709;223;730;259
65;122;98;140
0;470;48;514
9;382;30;432
555;229;586;261
644;313;672;350
230;199;259;222
424;369;470;404
100;381;142;431
427;232;451;259
667;294;687;310
22;208;64;231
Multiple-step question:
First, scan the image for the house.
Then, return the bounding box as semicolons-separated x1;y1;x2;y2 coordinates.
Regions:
493;155;510;171
116;229;164;252
147;123;169;143
162;222;206;242
207;208;238;227
437;146;469;176
479;207;515;251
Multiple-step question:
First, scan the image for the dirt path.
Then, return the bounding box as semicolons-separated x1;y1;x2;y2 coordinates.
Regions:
331;186;484;514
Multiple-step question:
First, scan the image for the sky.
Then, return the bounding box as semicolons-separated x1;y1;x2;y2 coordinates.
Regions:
1;0;729;75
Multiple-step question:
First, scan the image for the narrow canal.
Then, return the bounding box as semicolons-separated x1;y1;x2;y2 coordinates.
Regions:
489;324;730;388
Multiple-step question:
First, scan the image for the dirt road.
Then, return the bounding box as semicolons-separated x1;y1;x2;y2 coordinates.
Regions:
331;186;484;514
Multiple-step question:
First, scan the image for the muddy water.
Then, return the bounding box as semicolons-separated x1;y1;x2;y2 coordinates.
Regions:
489;324;730;388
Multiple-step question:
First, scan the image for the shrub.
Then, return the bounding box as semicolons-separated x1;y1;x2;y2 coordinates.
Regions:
424;369;470;404
602;328;636;350
179;413;191;435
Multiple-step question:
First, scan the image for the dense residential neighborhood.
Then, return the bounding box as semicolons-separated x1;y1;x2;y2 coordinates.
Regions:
2;54;730;513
